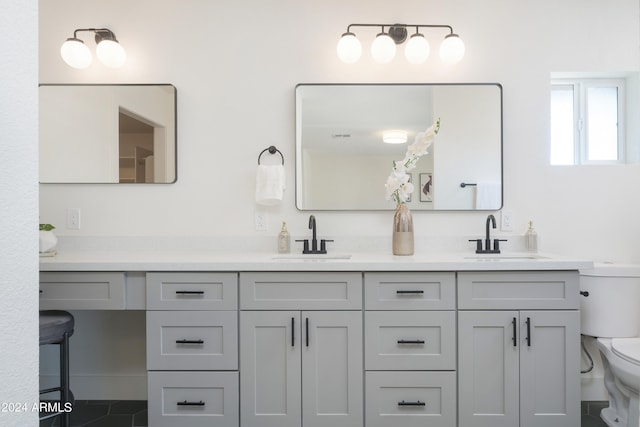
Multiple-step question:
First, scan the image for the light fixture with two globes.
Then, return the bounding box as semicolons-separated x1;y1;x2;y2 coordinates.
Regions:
60;28;126;69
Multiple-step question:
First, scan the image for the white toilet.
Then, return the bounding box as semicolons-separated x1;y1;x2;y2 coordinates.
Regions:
581;263;640;427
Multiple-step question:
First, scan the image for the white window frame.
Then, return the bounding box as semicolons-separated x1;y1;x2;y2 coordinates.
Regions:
551;78;625;165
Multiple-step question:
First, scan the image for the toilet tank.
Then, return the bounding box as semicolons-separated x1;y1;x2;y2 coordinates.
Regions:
580;263;640;338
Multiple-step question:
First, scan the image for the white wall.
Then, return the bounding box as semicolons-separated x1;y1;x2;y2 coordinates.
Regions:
1;0;39;425
38;0;640;262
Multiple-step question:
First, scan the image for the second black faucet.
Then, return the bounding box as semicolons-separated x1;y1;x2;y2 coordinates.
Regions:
469;214;507;254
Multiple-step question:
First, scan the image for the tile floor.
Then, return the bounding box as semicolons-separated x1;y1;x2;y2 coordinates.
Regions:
40;399;609;427
582;401;610;427
39;400;147;427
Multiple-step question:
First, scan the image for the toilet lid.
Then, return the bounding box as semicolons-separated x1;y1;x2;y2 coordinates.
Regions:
612;338;640;365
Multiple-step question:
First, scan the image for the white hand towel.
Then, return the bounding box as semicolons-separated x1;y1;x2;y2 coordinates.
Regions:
475;181;501;209
255;164;286;206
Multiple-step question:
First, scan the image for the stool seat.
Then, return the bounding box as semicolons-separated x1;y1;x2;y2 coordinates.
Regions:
39;310;74;346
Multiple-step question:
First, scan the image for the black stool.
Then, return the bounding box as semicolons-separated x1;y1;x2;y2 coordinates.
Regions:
39;310;74;427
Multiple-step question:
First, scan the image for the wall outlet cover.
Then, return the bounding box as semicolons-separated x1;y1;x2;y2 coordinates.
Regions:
501;210;514;231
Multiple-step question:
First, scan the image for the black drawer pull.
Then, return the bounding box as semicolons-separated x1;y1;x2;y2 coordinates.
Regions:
175;290;205;295
526;317;531;347
396;290;424;295
176;339;204;344
177;400;205;406
398;400;426;406
512;317;517;347
397;339;425;345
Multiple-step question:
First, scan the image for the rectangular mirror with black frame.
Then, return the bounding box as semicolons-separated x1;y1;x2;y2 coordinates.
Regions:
295;83;502;210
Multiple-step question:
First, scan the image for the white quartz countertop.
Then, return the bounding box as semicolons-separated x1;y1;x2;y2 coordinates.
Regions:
39;250;593;272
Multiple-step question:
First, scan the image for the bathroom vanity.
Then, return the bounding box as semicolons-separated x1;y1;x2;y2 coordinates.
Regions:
40;250;590;427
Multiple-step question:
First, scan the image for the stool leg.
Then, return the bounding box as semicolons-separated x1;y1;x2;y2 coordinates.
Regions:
60;332;70;427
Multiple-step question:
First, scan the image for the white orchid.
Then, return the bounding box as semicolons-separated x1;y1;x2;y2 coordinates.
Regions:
385;118;440;205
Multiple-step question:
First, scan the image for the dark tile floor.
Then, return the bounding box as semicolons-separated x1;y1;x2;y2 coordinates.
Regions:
40;399;608;427
39;400;147;427
582;401;610;427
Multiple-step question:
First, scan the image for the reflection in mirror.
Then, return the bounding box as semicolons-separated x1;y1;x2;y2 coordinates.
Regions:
295;83;502;210
39;84;177;183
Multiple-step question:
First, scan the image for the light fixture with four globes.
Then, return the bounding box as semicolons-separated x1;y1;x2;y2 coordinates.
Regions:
337;23;465;65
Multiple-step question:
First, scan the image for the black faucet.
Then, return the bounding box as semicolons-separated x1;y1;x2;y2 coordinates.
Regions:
469;214;506;254
309;215;318;253
295;215;333;254
485;214;496;252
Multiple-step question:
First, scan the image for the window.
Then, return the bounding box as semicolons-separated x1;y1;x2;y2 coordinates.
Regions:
550;78;625;165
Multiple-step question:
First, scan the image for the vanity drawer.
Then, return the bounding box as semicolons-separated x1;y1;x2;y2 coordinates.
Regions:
365;371;456;427
364;272;455;310
39;272;125;310
365;311;456;370
147;272;237;310
147;311;237;371
148;371;238;427
240;272;362;310
457;271;580;310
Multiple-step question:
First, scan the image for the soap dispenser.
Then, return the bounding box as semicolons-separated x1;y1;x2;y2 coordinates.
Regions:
277;221;291;253
525;220;538;252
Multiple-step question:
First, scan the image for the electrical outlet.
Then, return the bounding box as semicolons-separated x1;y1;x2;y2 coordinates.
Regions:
67;208;81;230
501;210;514;232
255;212;268;231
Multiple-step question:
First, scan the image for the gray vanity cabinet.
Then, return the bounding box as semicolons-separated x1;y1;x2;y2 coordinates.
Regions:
239;272;363;427
457;271;580;427
40;264;587;427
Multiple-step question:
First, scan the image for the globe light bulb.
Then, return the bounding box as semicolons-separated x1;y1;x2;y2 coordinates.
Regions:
440;34;465;65
404;33;430;64
96;39;126;68
60;38;92;69
336;32;362;64
371;33;396;64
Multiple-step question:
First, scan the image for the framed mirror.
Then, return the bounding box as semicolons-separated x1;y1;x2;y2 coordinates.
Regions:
295;83;502;210
39;84;177;183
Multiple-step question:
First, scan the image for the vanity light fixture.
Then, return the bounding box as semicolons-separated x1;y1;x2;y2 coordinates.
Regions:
60;28;126;69
383;130;408;144
337;23;464;65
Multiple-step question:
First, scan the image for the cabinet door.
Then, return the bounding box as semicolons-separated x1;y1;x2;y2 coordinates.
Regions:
302;311;363;427
519;311;580;427
240;311;301;427
458;311;519;427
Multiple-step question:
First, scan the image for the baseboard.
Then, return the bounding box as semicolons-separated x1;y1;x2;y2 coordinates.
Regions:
582;374;608;401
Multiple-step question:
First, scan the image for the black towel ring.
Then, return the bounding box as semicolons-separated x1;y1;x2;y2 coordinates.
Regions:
258;146;284;165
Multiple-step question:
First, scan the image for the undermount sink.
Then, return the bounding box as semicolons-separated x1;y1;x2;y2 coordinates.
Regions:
464;254;547;260
272;253;352;260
